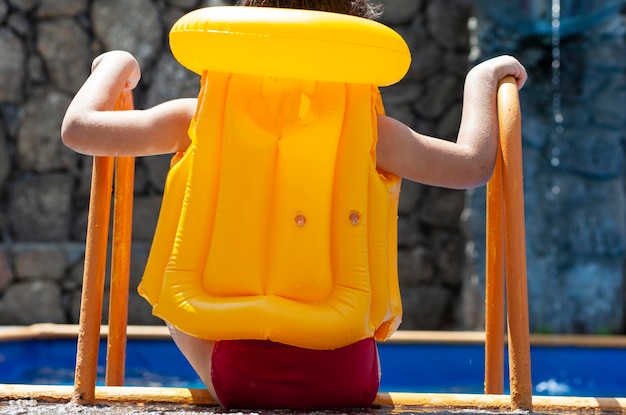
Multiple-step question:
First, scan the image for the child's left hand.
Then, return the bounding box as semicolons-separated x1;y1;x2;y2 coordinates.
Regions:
91;50;141;91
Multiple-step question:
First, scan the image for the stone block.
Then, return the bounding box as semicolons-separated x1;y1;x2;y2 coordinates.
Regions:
14;248;67;280
0;28;25;102
399;284;453;330
8;174;74;241
36;18;90;93
0;248;13;291
0;280;66;324
37;0;88;18
16;88;75;172
91;0;162;68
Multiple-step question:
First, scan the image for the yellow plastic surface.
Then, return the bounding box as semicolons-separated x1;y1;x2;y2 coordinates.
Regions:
139;6;409;350
169;6;411;86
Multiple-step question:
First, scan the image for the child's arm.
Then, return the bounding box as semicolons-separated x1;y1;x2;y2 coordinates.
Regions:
376;55;527;189
62;51;195;157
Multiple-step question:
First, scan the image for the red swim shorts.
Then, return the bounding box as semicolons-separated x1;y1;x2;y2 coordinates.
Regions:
210;337;379;409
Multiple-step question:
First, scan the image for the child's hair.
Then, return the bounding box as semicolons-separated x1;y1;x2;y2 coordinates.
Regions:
236;0;383;20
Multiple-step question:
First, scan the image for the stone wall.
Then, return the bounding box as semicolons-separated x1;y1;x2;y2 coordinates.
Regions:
0;0;473;330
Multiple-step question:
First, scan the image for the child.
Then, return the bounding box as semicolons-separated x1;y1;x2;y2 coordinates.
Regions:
62;0;527;409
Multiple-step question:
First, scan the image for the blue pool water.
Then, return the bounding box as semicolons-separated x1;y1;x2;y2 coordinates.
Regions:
0;337;624;398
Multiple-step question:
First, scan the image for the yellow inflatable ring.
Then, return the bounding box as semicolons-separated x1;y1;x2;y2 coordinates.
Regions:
169;6;411;86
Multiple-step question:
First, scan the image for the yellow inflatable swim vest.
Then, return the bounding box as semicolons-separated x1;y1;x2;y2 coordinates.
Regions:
138;6;411;350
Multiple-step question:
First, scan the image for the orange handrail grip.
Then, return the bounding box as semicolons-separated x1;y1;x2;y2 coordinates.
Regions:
497;76;533;411
106;91;135;386
72;155;114;404
484;147;505;395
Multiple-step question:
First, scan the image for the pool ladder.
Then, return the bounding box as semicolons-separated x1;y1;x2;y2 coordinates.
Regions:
72;90;135;401
72;77;533;410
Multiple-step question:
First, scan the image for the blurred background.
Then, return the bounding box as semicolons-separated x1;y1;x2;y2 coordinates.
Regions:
0;0;624;335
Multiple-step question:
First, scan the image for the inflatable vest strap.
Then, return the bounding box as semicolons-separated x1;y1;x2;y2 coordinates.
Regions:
138;7;411;350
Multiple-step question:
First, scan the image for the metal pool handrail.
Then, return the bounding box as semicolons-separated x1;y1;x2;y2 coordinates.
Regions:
484;76;533;410
73;91;135;403
70;78;533;410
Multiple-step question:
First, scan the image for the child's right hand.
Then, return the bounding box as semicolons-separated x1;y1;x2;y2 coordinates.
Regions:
91;50;141;91
468;55;527;91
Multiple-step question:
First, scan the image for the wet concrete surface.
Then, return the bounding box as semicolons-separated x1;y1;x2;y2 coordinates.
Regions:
0;400;516;415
